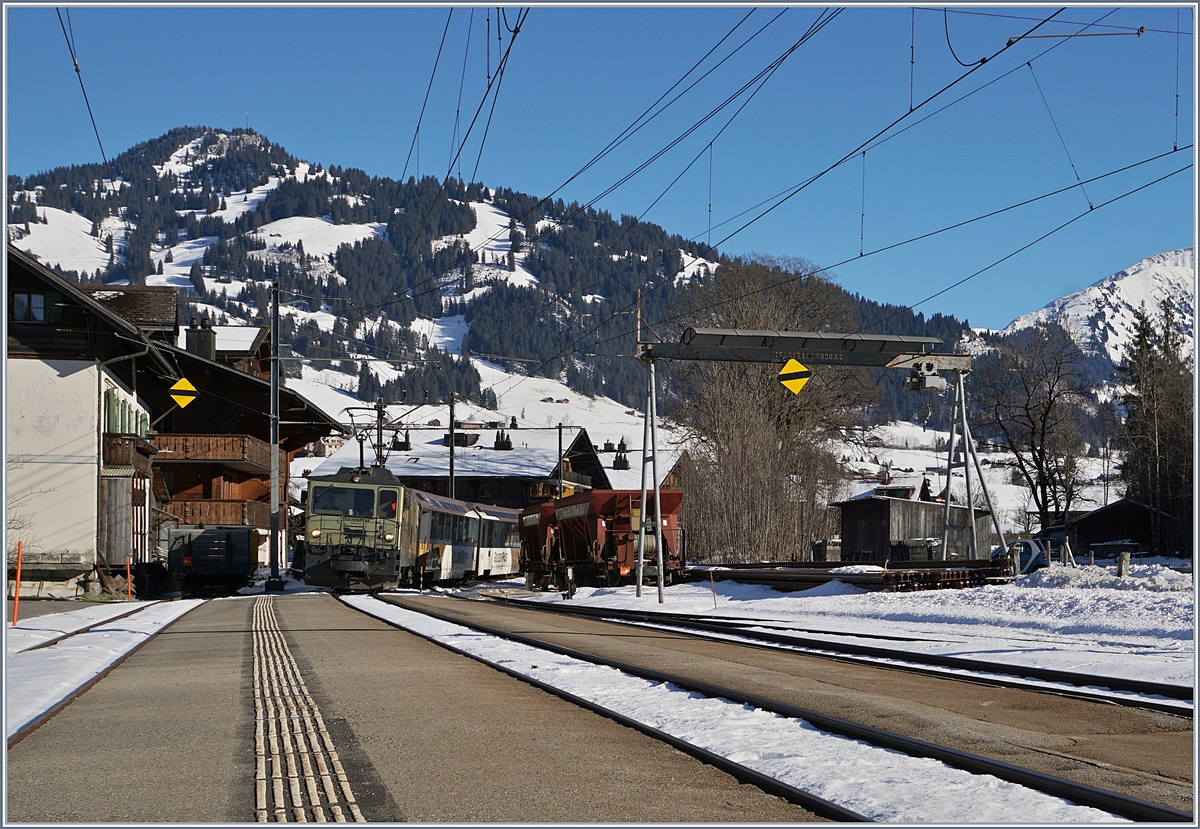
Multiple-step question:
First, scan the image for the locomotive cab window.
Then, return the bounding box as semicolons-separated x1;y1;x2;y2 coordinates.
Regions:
310;485;376;517
379;490;398;519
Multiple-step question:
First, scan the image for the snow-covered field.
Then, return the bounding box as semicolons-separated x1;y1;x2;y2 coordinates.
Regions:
7;562;1189;823
507;561;1195;688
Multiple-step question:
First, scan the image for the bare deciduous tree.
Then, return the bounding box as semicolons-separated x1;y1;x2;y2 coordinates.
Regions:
664;256;871;563
974;322;1090;532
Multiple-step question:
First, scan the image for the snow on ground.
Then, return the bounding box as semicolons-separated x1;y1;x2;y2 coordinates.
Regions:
436;200;539;290
6;601;160;656
5;563;1190;821
5;600;204;741
675;248;718;285
411;314;469;355
344;592;1130;824
249;216;385;259
144;234;221;293
838;420;1123;536
9;206;126;277
509;562;1195;688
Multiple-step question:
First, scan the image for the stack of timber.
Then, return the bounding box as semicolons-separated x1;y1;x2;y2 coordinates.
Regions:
690;560;1012;592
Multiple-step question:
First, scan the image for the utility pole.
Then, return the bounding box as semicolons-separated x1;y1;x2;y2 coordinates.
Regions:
266;279;284;592
558;423;564;497
448;392;456;499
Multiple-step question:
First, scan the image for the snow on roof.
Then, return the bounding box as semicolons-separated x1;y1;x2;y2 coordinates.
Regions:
312;423;585;481
175;323;266;353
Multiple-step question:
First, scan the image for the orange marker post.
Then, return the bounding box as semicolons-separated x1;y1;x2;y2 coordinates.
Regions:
12;541;23;625
709;569;718;610
126;555;132;602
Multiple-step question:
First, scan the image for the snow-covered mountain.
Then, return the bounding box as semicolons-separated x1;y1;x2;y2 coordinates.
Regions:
1000;248;1195;366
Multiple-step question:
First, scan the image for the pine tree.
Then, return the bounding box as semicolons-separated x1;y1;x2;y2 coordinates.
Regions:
189;261;205;294
1116;301;1193;555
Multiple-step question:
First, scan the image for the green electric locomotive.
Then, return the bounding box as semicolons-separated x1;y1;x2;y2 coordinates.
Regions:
299;465;417;592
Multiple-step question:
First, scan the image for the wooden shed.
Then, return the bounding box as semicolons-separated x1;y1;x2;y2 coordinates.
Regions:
833;494;992;561
1042;498;1189;558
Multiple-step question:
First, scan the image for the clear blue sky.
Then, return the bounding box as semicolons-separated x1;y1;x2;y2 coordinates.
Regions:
4;4;1195;329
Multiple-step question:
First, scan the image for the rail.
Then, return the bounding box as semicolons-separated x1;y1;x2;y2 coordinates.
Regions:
366;596;1191;823
483;596;1192;714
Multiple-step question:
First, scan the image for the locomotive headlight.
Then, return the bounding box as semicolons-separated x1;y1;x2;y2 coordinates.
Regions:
310;528;322;539
383;532;396;542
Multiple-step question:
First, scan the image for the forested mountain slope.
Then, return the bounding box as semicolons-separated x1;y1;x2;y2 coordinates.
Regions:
9;125;974;418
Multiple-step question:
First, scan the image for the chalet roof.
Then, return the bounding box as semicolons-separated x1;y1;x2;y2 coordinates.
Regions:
77;284;177;331
154;341;344;442
6;244;177;378
832;493;986;516
1043;497;1184;531
175;323;268;357
312;424;611;487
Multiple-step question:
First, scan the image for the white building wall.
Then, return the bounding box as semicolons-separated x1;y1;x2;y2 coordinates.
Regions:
6;358;149;593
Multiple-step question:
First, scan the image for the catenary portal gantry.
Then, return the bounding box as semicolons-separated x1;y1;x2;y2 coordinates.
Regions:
635;327;1007;567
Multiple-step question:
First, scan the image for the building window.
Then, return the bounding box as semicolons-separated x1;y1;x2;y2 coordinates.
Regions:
12;293;44;322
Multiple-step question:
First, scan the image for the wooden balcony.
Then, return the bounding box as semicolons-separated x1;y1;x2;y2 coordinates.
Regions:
152;433;271;472
163;499;271;528
102;433;157;476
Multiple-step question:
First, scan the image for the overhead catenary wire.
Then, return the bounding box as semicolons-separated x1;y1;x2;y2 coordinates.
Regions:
406;7;780;303
910;8;916;111
364;8;795;320
699;8;1119;248
331;9;529;351
462;8;843;389
944;7;986;67
862;163;1191;333
1175;8;1181;151
54;8;123;215
328;8;782;346
922;8;1183;36
532;145;1191;365
451;8;475;181
1026;61;1092;210
859;151;866;257
402;9;454;184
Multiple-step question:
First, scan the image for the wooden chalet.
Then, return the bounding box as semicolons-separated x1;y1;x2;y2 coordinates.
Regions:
311;419;612;511
6;244;338;595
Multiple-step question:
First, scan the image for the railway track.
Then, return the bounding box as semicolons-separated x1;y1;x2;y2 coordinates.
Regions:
6;600;205;748
479;594;1193;715
355;594;1192;823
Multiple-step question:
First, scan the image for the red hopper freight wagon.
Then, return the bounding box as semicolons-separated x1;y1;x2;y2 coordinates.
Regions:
520;489;683;590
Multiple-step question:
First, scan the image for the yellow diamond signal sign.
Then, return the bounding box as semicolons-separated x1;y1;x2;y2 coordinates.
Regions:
170;377;198;409
778;359;811;394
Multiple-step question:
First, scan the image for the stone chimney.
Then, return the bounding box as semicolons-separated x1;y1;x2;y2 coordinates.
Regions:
185;318;217;361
